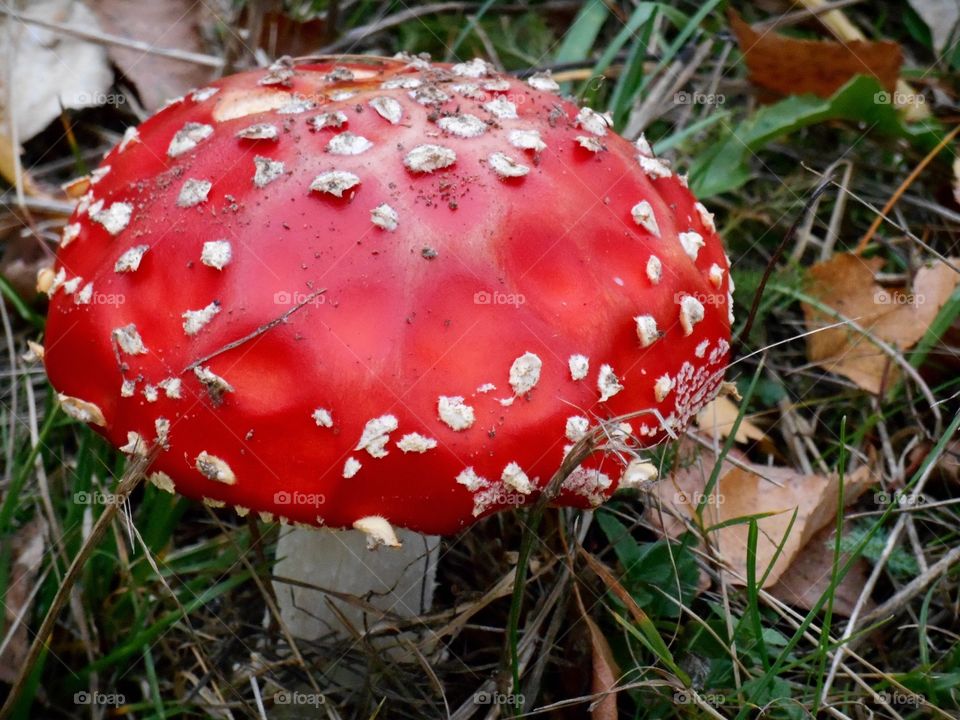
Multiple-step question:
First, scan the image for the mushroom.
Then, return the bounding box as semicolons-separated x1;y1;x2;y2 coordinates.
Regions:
42;55;732;640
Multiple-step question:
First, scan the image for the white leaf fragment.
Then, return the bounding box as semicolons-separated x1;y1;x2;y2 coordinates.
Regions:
355;415;399;458
114;244;148;273
438;395;475;431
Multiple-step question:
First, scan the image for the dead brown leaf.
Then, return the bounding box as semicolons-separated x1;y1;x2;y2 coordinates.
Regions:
87;0;216;111
0;519;46;685
803;253;960;394
696;396;767;444
729;9;901;99
768;523;874;618
649;454;873;588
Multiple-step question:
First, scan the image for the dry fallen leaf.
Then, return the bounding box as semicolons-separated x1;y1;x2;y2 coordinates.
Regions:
803;253;960;394
696;396;767;444
87;0;216;111
0;519;46;685
729;9;901;100
584;614;619;720
768;523;874;618
649;454;873;588
952;157;960;207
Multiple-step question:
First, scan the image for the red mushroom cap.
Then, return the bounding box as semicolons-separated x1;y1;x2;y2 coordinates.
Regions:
43;56;732;535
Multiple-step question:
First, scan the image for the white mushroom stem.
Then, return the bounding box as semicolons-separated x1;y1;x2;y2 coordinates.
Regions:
272;523;439;644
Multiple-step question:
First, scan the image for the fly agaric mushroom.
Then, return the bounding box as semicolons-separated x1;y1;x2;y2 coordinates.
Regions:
43;55;731;638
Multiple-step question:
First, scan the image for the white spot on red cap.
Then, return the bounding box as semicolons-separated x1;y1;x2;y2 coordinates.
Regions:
483;78;511;92
569;354;589;381
483;97;518;120
168;122;213;157
654;374;674;402
355;415;399;458
438;395;475;431
437;114;487;138
456;467;487;492
60;223;80;247
353;515;400;548
143;385;158;402
509;352;542;395
118;126;139;153
114;245;148;273
695;339;710;358
370;203;399;231
576;136;605;153
326;132;373;155
397;433;438;453
194;366;234;400
489;152;529;178
565;415;589;442
253;156;285;187
597;364;623;402
502;462;533;494
638;155;672;179
201;240;232;270
119;431;147;456
635;315;659;347
92;202;132;235
381;76;421;90
159;377;182;399
182;301;221;336
527;71;559;92
278;96;315;114
312;408;333;427
196;451;235;484
236;123;279;141
191;87;219;102
452;58;492;78
679;231;705;261
679;295;705;335
113;324;147;355
562;467;612;506
646;255;662;284
369;96;403;124
476;383;496;393
508;129;546;152
575;107;611;136
404;144;456;173
310;170;360;197
58;394;105;426
708;263;725;289
155;417;170;448
620;460;658;489
120;379;136;397
635;134;653;156
75;283;93;305
90;166;110;184
343;457;362;478
695;202;716;233
177;179;211;207
631;201;660;238
309;111;348;130
409;85;450;106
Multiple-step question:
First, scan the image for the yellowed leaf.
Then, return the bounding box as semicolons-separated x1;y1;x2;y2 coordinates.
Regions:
649;457;872;588
803;253;960;394
696;396;766;444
